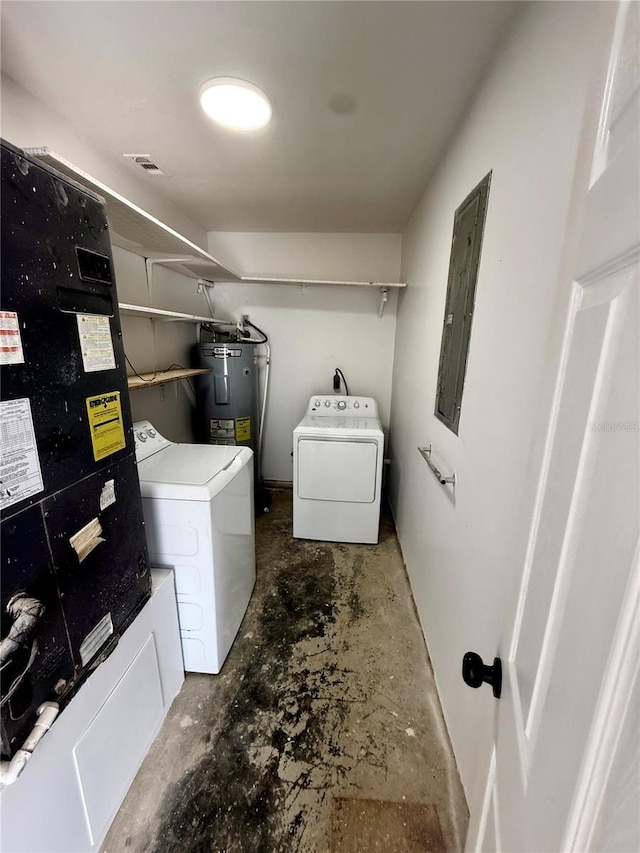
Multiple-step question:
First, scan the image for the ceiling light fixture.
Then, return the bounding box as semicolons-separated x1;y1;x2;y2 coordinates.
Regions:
199;77;272;130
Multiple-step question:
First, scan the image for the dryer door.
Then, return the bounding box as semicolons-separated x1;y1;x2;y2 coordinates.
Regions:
297;438;378;503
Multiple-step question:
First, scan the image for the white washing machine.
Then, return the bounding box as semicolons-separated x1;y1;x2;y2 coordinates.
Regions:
293;396;384;544
133;421;255;674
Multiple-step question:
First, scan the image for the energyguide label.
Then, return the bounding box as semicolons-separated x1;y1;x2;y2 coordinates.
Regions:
86;391;126;461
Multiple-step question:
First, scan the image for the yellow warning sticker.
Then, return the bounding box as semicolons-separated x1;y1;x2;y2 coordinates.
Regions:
85;391;126;461
235;417;251;442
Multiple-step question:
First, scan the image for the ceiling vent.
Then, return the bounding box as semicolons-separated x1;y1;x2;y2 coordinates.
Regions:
123;154;166;176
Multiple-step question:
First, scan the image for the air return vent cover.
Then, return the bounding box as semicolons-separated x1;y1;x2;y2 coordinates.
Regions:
122;154;166;175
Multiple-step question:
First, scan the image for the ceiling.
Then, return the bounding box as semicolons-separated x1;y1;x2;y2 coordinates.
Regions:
1;1;518;233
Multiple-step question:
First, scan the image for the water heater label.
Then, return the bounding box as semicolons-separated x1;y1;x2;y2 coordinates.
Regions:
77;314;116;373
236;417;251;442
210;418;235;441
0;397;44;510
86;391;126;461
212;347;242;358
0;311;25;365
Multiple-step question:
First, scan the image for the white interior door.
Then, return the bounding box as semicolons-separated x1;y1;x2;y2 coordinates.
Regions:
468;3;640;850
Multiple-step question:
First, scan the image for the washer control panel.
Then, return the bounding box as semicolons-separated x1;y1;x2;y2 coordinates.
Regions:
307;396;378;417
133;420;172;463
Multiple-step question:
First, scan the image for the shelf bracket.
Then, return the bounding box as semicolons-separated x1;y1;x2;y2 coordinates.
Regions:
378;287;389;320
145;257;195;294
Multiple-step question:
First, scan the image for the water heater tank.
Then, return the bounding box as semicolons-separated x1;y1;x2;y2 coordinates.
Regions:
193;339;259;480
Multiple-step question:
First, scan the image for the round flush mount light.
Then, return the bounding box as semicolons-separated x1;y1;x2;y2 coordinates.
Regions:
199;77;272;130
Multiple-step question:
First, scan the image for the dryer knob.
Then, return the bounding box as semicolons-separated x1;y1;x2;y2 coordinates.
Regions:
137;431;147;442
353;401;360;409
314;400;321;408
324;400;331;407
337;400;347;410
148;428;157;437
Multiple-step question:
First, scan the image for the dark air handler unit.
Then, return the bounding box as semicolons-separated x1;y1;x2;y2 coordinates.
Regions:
0;140;151;761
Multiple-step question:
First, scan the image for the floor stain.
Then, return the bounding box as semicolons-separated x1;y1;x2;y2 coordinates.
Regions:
102;491;468;853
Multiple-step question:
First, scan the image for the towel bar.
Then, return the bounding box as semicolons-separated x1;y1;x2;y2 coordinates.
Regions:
418;445;456;487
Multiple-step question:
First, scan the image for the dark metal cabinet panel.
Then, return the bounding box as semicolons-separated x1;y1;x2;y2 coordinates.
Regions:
0;504;75;757
41;457;150;669
1;140;151;759
435;172;491;434
0;142;134;519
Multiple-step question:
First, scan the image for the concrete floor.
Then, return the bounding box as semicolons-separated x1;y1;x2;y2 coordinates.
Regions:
102;491;468;852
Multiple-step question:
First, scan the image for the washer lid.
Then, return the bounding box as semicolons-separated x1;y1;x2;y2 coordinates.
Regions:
137;443;243;486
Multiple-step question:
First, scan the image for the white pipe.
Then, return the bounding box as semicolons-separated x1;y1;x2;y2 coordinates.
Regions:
0;702;59;786
258;342;271;478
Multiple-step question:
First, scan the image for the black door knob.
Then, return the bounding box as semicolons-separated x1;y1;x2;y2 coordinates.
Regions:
462;652;502;699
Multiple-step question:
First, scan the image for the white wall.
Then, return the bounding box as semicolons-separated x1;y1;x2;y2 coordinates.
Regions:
113;248;210;443
1;74;402;470
389;1;610;799
1;74;207;248
208;232;402;481
1;73;212;442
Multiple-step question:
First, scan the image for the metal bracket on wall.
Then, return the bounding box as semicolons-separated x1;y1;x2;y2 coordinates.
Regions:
378;287;389;319
144;257;195;294
418;445;456;487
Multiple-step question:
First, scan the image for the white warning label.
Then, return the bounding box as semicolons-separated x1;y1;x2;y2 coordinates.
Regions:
77;314;116;373
210;418;235;440
0;398;44;510
0;311;25;365
79;612;114;666
100;479;116;511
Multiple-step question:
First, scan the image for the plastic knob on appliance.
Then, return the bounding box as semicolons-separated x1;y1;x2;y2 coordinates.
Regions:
324;400;331;407
353;402;360;409
337;400;347;410
314;400;321;408
148;428;157;437
137;432;147;442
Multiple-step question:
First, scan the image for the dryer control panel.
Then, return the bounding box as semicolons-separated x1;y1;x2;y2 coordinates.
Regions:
306;396;379;418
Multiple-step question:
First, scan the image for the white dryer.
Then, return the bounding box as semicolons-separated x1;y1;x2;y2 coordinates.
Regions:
293;396;384;544
133;421;255;674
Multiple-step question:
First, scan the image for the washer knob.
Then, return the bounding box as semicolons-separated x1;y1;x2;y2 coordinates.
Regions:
137;431;147;442
353;401;360;409
314;400;321;408
148;428;157;437
337;400;347;410
324;400;331;407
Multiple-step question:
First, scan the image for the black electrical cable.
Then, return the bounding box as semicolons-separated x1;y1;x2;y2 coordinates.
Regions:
334;368;349;395
125;354;195;393
245;319;269;343
125;353;157;383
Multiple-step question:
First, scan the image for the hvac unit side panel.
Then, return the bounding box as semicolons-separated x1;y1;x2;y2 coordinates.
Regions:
1;140;151;759
0;142;135;518
42;456;151;669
